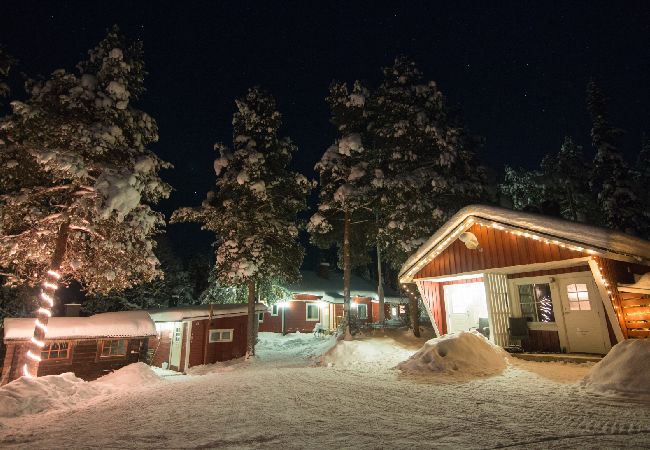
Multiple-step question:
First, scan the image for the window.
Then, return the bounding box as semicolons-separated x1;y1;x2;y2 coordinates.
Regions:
357;304;368;320
209;329;233;343
306;303;320;321
99;339;127;358
567;283;591;311
517;283;555;323
41;341;70;360
258;312;264;323
271;304;279;316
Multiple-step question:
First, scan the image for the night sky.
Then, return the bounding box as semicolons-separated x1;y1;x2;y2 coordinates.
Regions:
2;1;649;259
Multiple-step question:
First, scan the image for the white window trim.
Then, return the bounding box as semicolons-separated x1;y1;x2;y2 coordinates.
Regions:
209;328;234;343
306;303;320;321
357;303;368;320
271;304;279;316
258;312;264;323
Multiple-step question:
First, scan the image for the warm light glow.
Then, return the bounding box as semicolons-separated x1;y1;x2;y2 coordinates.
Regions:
37;307;52;317
47;270;61;279
26;350;41;362
40;292;54;306
35;319;47;332
277;302;289;308
30;336;45;348
43;282;58;290
22;364;33;378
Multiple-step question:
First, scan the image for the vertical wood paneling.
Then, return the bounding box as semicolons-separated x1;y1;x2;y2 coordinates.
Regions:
484;273;510;346
414;224;586;280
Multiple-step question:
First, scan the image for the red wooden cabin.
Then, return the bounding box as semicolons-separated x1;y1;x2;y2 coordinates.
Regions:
1;311;155;385
399;205;650;354
258;266;407;334
147;303;267;372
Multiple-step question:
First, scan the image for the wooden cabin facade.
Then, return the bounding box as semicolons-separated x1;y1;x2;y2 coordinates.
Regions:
1;311;155;385
148;303;267;372
258;268;407;334
399;205;650;354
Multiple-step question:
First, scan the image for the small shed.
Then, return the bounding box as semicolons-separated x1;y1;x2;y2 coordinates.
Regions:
148;303;267;372
259;266;407;334
1;311;155;385
399;205;650;354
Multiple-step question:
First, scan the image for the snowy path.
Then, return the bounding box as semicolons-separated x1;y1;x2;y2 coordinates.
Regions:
1;333;650;449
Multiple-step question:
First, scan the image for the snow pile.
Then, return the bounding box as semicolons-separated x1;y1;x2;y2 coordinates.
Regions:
323;337;415;371
0;373;107;418
255;332;336;364
94;362;164;387
397;331;507;377
0;363;164;418
583;339;650;400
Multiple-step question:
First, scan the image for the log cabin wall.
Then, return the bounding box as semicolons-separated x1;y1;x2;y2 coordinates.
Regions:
188;315;248;368
414;224;586;280
2;338;148;384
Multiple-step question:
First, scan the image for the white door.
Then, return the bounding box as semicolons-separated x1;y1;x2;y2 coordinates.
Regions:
169;322;183;368
559;277;608;354
444;282;488;334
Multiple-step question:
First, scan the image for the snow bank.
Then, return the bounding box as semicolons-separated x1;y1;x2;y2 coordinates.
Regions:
397;331;507;377
583;339;650;400
95;362;164;387
256;331;336;363
0;363;163;418
323;338;415;370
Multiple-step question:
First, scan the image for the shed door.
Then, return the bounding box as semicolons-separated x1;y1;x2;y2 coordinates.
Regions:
443;282;488;334
169;322;183;368
559;276;608;354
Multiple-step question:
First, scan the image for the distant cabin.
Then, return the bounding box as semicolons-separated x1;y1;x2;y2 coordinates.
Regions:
1;311;155;385
148;303;267;372
399;205;650;354
259;266;408;334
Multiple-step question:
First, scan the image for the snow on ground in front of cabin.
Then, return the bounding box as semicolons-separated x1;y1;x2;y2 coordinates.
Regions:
583;339;650;400
2;330;650;449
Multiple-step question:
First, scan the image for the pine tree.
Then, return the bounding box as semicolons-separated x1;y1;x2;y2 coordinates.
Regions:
540;136;596;222
634;135;650;238
500;166;547;212
372;57;487;335
0;26;171;377
309;80;375;338
587;80;641;234
172;87;311;356
0;44;16;106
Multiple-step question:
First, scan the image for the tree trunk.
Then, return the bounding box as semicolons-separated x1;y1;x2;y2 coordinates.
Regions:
342;208;352;340
25;219;70;378
407;289;420;338
245;280;257;358
376;241;385;324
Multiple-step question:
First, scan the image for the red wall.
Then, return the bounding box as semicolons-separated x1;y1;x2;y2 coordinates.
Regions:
187;315;248;367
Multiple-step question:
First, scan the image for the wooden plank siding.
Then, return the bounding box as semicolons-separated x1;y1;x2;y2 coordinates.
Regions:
414;224;586;280
617;292;650;339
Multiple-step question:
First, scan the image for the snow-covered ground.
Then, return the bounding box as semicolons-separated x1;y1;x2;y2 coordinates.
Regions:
1;331;650;449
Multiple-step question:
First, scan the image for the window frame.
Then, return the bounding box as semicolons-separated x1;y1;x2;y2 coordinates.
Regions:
357;303;368;320
258;312;264;323
40;341;72;361
515;282;555;323
566;283;591;311
306;303;320;321
209;329;234;343
271;304;279;316
98;339;128;358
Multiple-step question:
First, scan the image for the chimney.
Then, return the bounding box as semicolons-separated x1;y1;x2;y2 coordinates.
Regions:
318;262;330;279
64;303;81;317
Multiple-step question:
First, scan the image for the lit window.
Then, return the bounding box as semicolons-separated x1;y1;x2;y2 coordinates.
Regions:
517;283;555;323
357;304;368;320
209;329;233;343
271;304;279;316
258;312;264;323
567;283;591;311
306;303;320;321
99;339;127;357
41;341;70;360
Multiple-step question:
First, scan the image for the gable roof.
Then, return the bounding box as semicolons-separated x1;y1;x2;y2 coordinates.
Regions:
3;311;156;341
399;204;650;283
148;303;267;322
285;270;404;303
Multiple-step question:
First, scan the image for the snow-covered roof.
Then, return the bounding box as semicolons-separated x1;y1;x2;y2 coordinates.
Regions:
148;303;267;322
3;311;156;341
285;271;405;304
618;273;650;293
400;204;650;283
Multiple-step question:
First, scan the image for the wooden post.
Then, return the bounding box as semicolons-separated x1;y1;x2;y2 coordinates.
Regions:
203;304;213;365
376;241;385;324
246;281;256;358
